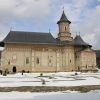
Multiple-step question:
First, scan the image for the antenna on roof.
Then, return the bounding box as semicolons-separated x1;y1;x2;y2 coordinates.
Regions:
63;6;64;11
49;28;51;33
10;27;13;31
79;32;80;36
76;32;77;36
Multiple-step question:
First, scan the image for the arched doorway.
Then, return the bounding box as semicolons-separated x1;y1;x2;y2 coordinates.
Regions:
12;66;17;73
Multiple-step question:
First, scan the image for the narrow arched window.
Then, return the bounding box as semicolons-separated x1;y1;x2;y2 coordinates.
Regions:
49;59;51;63
8;61;10;65
65;26;67;31
26;57;29;64
37;58;39;64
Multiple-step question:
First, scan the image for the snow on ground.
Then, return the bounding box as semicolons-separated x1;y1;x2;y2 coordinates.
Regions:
0;72;100;87
0;90;100;100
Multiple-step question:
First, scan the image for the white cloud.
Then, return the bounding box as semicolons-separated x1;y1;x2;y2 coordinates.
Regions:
0;0;100;49
61;0;92;22
73;5;100;49
0;0;51;20
97;0;100;2
83;34;97;46
13;0;51;20
0;0;51;41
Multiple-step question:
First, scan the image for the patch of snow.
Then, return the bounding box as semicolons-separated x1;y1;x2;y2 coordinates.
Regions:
0;90;100;100
0;72;100;87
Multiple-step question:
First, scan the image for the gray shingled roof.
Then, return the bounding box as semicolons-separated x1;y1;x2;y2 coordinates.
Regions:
57;11;71;24
72;35;91;47
0;31;92;47
95;50;100;59
2;31;57;45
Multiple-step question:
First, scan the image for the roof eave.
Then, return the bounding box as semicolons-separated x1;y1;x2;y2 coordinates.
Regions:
3;42;58;45
57;20;71;24
73;44;92;47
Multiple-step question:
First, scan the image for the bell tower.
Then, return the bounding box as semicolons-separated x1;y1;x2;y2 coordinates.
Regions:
57;10;73;41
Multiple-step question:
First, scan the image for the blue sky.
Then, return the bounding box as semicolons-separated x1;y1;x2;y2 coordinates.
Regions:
0;0;100;49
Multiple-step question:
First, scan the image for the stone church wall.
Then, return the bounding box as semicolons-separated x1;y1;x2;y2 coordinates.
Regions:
1;44;76;73
1;44;97;73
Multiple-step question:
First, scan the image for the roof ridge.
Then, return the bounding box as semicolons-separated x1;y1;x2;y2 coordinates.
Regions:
10;31;50;34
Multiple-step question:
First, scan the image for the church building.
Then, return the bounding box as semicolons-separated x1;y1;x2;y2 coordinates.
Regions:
0;11;97;73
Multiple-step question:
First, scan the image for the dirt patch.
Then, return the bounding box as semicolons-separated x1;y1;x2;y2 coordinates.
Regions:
0;85;100;92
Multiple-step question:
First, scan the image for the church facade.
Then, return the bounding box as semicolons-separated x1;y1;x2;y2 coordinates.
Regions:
0;11;97;73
